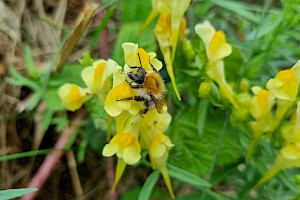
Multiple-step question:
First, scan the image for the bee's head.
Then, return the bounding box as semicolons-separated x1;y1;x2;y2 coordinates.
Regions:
127;67;146;84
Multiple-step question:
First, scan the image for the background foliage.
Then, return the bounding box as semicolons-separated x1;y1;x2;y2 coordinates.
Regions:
1;0;300;199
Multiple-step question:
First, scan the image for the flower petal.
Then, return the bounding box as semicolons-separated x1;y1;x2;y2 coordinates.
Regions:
195;21;215;54
209;31;232;60
58;83;91;111
123;146;141;165
102;143;119;157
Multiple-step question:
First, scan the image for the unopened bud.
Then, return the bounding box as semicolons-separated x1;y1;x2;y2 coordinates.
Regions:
198;81;211;98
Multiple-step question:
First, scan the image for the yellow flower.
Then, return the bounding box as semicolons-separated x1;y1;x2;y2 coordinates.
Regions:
154;13;184;101
139;109;172;147
266;69;298;101
194;21;237;108
254;102;300;188
81;59;121;102
266;64;299;131
142;0;190;60
58;83;92;111
249;87;274;121
195;21;232;61
282;102;300;143
149;133;174;168
291;60;300;80
247;88;275;161
104;82;144;117
141;0;190;101
102;132;141;165
149;133;175;198
122;42;162;71
102;131;142;191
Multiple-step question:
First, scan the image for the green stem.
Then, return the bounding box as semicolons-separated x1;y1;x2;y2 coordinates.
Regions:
208;112;229;180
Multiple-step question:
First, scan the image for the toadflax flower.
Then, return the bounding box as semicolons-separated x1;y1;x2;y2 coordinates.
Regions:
101;43;175;197
141;0;191;101
266;61;300;131
254;101;300;189
149;133;174;198
58;83;92;111
81;59;121;102
247;87;275;161
102;132;141;165
59;58;120;111
195;21;238;108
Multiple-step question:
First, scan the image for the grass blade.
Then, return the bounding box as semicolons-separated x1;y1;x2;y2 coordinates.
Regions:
168;164;211;189
0;188;38;200
138;170;160;200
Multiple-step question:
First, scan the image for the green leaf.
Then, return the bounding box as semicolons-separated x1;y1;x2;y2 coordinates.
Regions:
111;22;157;64
246;12;283;40
80;51;94;67
41;109;54;131
120;0;152;22
90;7;116;49
6;66;40;90
27;91;43;110
197;100;209;136
52;116;69;132
0;149;54;161
210;0;260;23
224;47;244;82
49;64;85;87
138;170;160;200
82;117;107;152
24;45;38;79
168;164;211;189
0;188;38;200
77;138;88;162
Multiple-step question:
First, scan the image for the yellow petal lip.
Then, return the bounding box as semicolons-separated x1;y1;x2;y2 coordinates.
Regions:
122;42;139;67
267;69;298;101
280;144;300;160
102;143;118;157
104;82;143;117
58;83;92;111
81;59;121;94
122;42;163;71
209;31;232;60
102;132;141;165
123;147;142;165
195;21;215;52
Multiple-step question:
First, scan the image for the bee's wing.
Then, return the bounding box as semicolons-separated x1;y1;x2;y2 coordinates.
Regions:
151;95;165;114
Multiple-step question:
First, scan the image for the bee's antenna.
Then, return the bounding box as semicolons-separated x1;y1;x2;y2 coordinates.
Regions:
137;52;142;67
136;52;143;73
149;58;158;73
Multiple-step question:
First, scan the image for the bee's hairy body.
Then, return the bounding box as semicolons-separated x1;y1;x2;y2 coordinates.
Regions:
117;61;165;114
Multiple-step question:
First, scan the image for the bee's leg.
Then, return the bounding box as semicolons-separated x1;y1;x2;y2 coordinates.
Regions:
117;96;146;102
127;66;143;69
140;100;150;114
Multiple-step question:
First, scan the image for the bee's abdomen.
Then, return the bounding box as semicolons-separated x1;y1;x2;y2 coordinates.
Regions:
144;73;165;96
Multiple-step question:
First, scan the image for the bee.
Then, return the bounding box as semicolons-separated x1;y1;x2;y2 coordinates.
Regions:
117;54;165;114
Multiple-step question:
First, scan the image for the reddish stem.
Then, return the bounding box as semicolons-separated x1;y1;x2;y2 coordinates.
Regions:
95;4;117;200
21;114;84;200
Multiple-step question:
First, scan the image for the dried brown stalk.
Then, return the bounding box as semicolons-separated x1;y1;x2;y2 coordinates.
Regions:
54;2;100;73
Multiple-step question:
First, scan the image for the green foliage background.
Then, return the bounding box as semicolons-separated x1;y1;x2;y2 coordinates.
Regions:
3;0;300;199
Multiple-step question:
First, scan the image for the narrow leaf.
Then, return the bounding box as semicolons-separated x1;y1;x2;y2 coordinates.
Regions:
168;164;211;188
24;45;38;78
0;188;38;200
197;100;209;136
211;0;259;23
138;170;160;200
0;149;54;161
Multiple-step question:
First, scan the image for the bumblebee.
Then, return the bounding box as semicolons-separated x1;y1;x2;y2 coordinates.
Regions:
117;55;165;114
